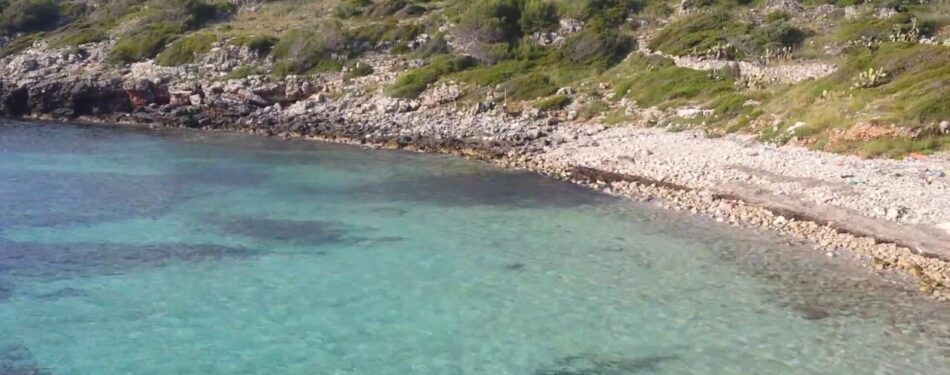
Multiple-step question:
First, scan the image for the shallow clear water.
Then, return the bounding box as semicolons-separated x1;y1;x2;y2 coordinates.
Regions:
0;120;947;374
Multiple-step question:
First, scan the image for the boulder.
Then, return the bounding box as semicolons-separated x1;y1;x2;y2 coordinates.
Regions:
125;79;170;108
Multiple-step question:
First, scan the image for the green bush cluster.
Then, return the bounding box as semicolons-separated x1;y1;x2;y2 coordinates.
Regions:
111;23;182;63
271;23;357;77
156;33;218;66
271;30;335;76
611;54;736;108
386;55;476;98
236;35;279;58
109;0;234;63
345;62;374;79
558;0;643;27
335;0;372;18
352;21;423;46
649;11;805;57
534;94;571;111
559;27;632;65
0;0;60;33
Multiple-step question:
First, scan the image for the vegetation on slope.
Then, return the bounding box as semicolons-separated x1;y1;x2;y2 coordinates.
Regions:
0;0;947;157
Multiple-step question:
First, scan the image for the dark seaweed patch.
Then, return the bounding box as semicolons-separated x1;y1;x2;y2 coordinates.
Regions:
0;120;159;155
36;288;88;300
0;279;13;302
0;240;256;280
171;162;268;188
0;170;199;229
535;354;679;375
0;163;266;230
504;262;526;271
352;171;614;208
209;215;351;247
0;344;50;375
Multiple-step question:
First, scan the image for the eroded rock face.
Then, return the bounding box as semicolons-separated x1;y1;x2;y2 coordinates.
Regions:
125;79;171;109
0;80;131;118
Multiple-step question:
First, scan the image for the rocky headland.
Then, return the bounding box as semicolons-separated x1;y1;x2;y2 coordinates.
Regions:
1;37;948;300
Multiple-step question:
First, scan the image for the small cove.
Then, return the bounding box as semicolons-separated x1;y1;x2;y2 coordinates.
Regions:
1;120;947;374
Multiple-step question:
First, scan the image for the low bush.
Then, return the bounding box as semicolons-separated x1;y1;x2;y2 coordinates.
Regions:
534;94;571;111
649;11;805;57
111;22;182;63
611;54;736;108
412;34;451;58
500;72;557;100
335;0;372;18
648;12;742;56
236;35;279;57
519;0;558;33
47;22;108;48
386;55;476;98
345;62;374;79
559;26;632;65
109;0;234;63
156;33;218;66
0;0;60;33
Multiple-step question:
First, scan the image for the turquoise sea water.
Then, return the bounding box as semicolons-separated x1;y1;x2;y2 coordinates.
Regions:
0;120;947;374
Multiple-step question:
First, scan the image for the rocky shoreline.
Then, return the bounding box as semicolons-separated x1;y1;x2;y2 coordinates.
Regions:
1;42;948;299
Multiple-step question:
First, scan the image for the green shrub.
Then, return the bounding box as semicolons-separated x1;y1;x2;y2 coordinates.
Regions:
386;55;476;98
352;21;423;45
111;22;182;63
108;0;235;63
236;35;278;57
47;22;108;48
577;99;611;119
335;0;371;18
0;0;59;33
156;33;217;66
412;34;451;58
648;12;744;56
559;26;632;65
766;10;790;23
570;0;643;27
749;20;806;52
367;0;408;17
271;26;352;76
520;0;558;33
501;72;557;100
390;42;410;54
611;54;736;108
223;64;264;80
345;62;374;79
453;0;523;61
534;94;571;111
649;11;804;57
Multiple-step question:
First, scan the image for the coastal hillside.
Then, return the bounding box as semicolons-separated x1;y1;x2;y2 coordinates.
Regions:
0;0;948;157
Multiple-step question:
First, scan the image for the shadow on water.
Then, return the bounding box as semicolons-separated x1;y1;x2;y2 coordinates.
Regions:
350;170;615;208
0;240;256;280
534;353;680;375
0;165;266;230
0;279;12;302
1;344;50;375
208;215;354;247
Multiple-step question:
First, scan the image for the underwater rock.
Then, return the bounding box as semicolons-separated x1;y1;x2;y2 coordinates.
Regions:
795;304;831;321
0;279;13;302
36;287;88;300
0;344;49;375
504;262;526;271
0;240;256;279
210;215;350;246
535;353;679;375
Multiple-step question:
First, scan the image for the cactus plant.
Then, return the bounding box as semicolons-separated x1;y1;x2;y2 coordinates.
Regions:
851;67;889;89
